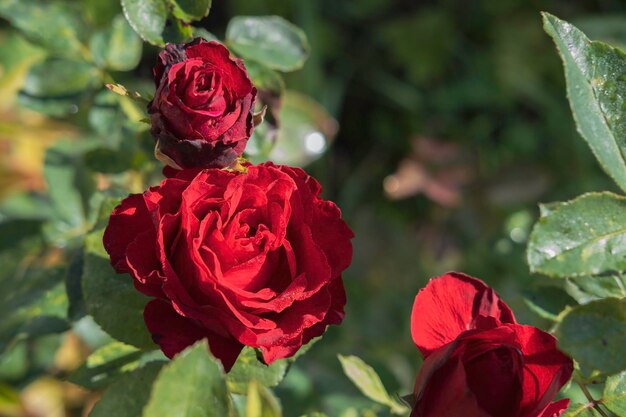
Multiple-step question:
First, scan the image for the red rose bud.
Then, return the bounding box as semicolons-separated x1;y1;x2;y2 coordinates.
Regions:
148;39;257;169
410;273;573;417
103;163;353;370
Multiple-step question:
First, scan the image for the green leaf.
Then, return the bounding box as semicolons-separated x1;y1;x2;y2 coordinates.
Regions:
338;355;408;415
81;0;121;28
0;240;69;355
91;14;143;71
66;249;86;321
527;192;626;277
21;57;99;96
565;275;626;305
193;27;219;42
226;16;309;72
245;381;282;417
82;198;154;350
85;147;137;174
161;17;193;44
0;0;87;56
89;362;163;417
543;13;626;193
269;91;338;167
169;0;211;22
246;61;285;96
143;340;231;417
69;341;143;389
121;0;168;46
523;285;576;321
562;403;602;417
555;298;626;376
18;58;100;116
603;370;626;415
43;139;98;243
226;347;288;394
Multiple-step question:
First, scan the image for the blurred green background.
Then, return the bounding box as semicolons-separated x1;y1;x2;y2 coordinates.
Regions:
1;0;625;416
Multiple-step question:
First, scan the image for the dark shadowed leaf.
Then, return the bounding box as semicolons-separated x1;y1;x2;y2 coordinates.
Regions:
89;362;163;417
0;245;68;355
523;285;576;321
555;298;626;376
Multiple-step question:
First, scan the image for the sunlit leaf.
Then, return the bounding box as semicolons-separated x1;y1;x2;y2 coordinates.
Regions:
226;347;288;394
338;355;408;414
245;381;282;417
121;0;168;46
544;13;626;192
527;192;626;277
562;403;602;417
603;370;626;415
169;0;211;22
226;16;309;72
143;340;230;417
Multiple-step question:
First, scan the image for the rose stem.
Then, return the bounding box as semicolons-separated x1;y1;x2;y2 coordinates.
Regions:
576;380;610;417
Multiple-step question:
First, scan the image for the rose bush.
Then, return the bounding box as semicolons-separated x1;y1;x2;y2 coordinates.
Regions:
410;272;573;417
103;162;353;370
149;39;257;169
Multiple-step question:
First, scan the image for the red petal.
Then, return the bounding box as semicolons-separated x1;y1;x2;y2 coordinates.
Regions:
103;194;153;273
538;399;570;417
411;272;516;358
412;352;490;417
512;325;573;417
144;299;243;371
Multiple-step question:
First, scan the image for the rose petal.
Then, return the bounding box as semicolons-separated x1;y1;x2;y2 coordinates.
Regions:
103;194;153;273
144;299;243;371
410;272;516;357
538;399;570;417
511;324;574;417
413;353;490;417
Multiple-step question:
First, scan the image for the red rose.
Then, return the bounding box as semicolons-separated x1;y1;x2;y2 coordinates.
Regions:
410;273;573;417
148;39;257;169
103;163;353;370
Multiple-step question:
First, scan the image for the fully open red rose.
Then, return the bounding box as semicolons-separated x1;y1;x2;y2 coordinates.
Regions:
103;163;353;370
148;39;257;170
410;273;573;417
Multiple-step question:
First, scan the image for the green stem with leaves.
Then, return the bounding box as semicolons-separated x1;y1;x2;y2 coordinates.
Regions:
575;377;609;417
